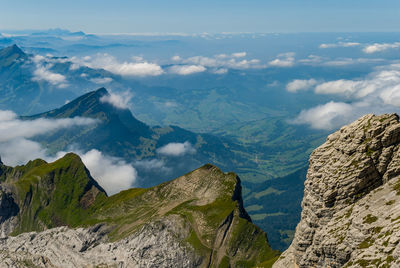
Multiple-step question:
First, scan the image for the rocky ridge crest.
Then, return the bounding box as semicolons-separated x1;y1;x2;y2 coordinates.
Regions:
0;154;278;267
274;114;400;267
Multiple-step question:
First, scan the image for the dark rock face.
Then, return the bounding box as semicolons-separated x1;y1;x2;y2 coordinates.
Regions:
0;188;19;223
0;187;19;237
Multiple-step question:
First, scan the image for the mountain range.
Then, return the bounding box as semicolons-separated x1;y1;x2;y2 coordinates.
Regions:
0;44;327;250
0;153;279;267
1;113;400;267
23;86;306;250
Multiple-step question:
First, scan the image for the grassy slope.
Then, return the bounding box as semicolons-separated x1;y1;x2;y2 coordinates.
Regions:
7;153;107;234
2;154;279;267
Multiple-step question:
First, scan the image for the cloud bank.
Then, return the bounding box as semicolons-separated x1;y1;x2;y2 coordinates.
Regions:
31;55;68;88
157;141;196;156
291;63;400;130
319;42;360;49
168;65;206;75
90;77;113;84
0;112;136;195
363;42;400;54
71;54;164;77
286;79;317;92
100;90;132;109
172;52;264;72
80;149;137;195
293;101;355;130
269;53;295;67
0;110;96;143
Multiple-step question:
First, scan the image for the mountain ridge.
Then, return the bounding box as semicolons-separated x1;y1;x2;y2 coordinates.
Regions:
25;87;239;187
0;153;279;267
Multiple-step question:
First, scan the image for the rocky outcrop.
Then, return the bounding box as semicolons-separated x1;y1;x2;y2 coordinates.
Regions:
0;215;201;268
0;186;19;237
274;114;400;268
0;154;278;267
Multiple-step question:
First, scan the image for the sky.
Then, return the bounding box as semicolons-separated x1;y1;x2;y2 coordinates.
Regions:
1;0;400;33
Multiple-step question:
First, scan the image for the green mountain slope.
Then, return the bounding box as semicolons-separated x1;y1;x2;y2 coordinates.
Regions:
26;87;242;187
0;153;107;234
24;87;315;251
0;154;279;267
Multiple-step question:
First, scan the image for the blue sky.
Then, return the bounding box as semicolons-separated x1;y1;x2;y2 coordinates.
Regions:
1;0;400;33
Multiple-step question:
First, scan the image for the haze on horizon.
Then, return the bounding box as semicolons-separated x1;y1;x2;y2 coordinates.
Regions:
1;0;400;34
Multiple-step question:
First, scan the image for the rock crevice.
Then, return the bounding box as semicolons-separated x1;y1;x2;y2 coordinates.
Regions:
274;114;400;268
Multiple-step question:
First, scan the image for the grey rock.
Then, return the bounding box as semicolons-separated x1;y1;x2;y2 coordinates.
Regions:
0;215;202;268
274;114;400;268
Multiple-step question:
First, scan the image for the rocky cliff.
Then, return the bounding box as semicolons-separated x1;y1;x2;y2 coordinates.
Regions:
274;114;400;268
0;154;278;267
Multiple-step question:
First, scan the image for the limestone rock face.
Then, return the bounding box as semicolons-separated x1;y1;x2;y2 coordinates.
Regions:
274;114;400;268
0;154;278;267
0;215;201;268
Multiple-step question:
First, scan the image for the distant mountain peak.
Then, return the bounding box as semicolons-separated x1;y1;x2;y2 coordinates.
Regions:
94;87;109;96
27;87;152;139
0;44;27;67
0;44;25;56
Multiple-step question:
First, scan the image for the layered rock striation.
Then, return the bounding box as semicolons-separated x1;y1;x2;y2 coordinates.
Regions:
0;154;278;267
274;114;400;268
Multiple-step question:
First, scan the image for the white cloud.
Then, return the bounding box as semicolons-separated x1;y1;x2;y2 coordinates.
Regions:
79;149;137;195
164;101;178;108
314;79;363;97
0;111;95;165
322;58;385;67
286;79;317;92
71;54;164;77
173;52;264;71
157;141;196;157
314;66;400;99
0;110;17;121
363;42;400;54
0;138;47;166
269;52;295;67
0;110;136;196
298;55;324;65
232;52;247;58
90;77;113;84
168;65;206;75
134;158;172;174
50;148;137;196
379;84;400;106
30;55;71;88
32;65;67;88
212;68;228;74
319;42;360;49
32;55;46;63
298;55;386;67
171;55;182;61
100;90;132;109
293;63;400;130
0;111;96;143
293;101;355;130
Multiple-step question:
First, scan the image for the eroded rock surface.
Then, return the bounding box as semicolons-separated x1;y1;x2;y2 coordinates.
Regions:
0;154;278;267
274;114;400;268
0;215;201;268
